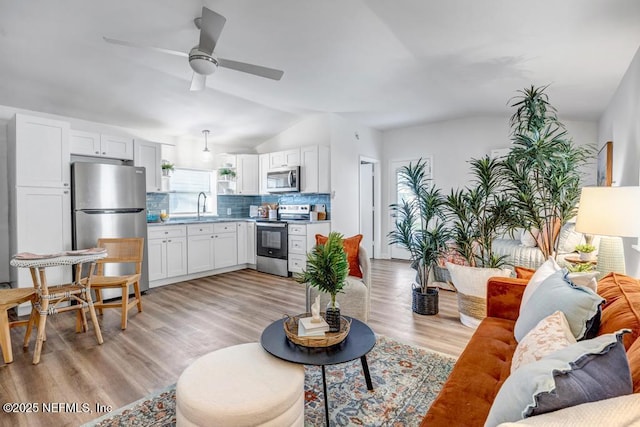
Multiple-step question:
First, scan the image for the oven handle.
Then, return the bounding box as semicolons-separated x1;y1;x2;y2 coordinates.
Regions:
257;222;287;228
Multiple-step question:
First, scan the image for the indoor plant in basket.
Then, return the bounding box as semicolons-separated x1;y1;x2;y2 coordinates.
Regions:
295;231;349;331
444;155;514;327
388;159;450;315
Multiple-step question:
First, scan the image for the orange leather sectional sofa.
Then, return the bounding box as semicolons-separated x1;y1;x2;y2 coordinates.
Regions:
421;273;640;426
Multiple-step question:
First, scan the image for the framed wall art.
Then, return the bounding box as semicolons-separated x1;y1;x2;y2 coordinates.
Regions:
596;141;613;186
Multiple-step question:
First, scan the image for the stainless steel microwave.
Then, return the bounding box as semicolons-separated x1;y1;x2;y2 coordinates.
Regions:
267;166;300;193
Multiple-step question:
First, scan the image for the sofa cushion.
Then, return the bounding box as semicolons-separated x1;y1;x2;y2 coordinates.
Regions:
316;234;363;278
520;229;538;247
495;394;640;426
515;269;604;341
485;331;632;427
515;266;535;280
556;222;584;254
597;273;640;350
420;317;517;427
511;311;576;373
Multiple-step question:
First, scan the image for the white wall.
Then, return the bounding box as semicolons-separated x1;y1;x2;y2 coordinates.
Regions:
598;45;640;277
0;119;9;282
380;115;598;258
329;114;383;237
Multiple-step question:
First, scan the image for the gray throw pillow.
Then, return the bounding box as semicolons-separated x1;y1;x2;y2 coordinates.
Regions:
514;269;604;342
485;331;632;427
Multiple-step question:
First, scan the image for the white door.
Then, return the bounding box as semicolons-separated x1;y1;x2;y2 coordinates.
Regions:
148;239;167;282
187;234;214;273
214;233;238;269
389;159;422;260
166;237;188;277
359;162;374;257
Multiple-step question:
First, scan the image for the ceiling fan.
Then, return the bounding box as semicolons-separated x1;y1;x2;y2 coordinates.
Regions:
104;6;284;91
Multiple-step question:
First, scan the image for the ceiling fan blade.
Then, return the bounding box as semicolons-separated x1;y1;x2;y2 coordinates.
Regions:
190;72;207;91
217;58;284;81
198;7;226;55
103;37;188;58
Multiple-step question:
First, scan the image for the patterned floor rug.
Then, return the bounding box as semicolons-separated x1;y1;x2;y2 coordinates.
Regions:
84;335;455;427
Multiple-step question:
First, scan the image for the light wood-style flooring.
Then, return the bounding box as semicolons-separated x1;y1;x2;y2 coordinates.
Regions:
0;259;473;427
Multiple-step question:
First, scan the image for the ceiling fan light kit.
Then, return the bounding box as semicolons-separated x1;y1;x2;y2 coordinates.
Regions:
189;47;218;75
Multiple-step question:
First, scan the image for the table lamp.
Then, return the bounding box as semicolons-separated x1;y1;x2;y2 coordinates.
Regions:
575;186;640;276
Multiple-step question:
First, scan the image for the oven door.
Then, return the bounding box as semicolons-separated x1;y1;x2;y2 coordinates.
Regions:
256;222;288;259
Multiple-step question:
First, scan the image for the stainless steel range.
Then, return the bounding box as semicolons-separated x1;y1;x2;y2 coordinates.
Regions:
255;204;311;277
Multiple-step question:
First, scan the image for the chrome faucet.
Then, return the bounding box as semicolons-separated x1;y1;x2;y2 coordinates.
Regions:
197;192;207;220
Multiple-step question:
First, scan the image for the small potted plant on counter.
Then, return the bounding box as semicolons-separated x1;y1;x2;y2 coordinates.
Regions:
575;243;597;261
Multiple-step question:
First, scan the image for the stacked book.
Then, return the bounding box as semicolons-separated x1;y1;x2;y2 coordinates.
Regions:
298;316;330;337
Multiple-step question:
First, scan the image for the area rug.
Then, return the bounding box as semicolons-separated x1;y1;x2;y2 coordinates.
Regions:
84;335;455;427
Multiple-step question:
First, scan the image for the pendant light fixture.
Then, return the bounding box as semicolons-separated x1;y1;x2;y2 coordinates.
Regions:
202;129;211;156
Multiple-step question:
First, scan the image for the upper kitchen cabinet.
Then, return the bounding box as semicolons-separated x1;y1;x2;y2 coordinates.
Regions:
236;154;259;195
216;153;259;195
9;114;71;189
259;153;270;195
133;140;162;192
269;148;300;169
70;129;134;160
300;145;330;193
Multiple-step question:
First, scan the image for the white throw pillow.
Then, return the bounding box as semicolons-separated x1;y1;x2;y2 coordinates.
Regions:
511;311;576;374
519;257;561;315
566;272;599;292
520;229;538;248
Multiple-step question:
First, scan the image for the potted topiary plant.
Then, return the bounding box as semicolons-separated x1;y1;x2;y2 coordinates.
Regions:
575;243;596;261
501;85;595;259
388;159;450;315
295;231;349;331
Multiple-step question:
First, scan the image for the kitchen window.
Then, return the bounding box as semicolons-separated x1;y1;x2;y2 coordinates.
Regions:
168;168;216;214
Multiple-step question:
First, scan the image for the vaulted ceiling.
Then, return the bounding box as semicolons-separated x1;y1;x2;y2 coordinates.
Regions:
1;0;639;147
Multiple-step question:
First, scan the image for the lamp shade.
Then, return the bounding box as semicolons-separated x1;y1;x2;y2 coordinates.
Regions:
575;186;640;237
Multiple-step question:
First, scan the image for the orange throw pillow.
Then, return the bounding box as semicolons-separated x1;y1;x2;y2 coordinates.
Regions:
515;266;535;280
315;234;363;278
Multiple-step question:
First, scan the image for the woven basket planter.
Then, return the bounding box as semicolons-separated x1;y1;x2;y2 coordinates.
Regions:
412;286;439;315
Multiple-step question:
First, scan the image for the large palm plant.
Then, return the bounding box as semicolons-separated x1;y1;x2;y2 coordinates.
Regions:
502;85;594;258
446;156;513;268
388;159;450;293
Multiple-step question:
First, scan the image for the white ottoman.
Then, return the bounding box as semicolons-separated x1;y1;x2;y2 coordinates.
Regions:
176;342;305;427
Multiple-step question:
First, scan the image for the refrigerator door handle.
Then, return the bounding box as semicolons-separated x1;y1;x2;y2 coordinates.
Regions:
79;208;145;214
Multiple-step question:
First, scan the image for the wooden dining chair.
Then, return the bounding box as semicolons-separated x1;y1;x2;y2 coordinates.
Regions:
0;288;37;364
92;238;144;330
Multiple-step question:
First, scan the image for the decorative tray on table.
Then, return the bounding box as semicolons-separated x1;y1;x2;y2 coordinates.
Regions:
283;313;351;348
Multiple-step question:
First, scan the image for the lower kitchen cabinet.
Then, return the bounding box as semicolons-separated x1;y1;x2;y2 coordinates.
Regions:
148;225;187;286
237;221;256;265
187;222;237;273
288;222;331;274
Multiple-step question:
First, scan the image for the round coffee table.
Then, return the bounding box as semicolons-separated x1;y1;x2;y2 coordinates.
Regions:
260;317;376;426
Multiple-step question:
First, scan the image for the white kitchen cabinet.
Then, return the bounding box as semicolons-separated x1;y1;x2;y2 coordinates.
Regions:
269;149;300;169
187;224;215;273
9;114;70;189
259;153;270;195
247;222;256;265
237;221;256;265
287;222;331;273
300;145;330;193
236;154;259;195
13;187;72;289
134;140;162;192
70;129;133;160
214;232;237;269
148;226;188;285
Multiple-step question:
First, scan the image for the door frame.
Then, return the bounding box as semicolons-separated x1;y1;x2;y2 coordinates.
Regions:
358;156;381;258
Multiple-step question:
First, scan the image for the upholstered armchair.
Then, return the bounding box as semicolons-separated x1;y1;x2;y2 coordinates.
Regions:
305;245;371;322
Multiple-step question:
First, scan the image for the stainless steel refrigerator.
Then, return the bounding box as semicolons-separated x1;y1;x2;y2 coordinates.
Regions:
71;162;149;299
